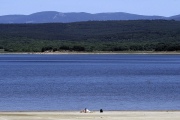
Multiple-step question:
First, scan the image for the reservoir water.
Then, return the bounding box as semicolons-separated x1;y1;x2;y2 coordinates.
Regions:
0;54;180;111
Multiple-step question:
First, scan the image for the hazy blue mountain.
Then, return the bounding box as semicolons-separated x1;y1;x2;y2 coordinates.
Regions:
0;15;26;23
168;15;180;21
0;11;179;23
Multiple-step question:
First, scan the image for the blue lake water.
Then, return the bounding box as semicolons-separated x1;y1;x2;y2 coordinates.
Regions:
0;54;180;111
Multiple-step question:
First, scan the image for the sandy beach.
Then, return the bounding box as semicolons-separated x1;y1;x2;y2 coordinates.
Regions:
0;111;180;120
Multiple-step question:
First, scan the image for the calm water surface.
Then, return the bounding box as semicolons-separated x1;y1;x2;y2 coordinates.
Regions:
0;54;180;111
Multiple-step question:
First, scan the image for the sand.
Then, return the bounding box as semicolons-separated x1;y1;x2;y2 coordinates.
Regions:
0;111;180;120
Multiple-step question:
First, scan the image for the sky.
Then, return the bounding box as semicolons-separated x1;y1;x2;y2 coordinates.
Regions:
1;0;180;17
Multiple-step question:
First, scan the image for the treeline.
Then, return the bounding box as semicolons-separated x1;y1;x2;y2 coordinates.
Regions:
0;20;180;52
1;37;180;52
41;45;85;52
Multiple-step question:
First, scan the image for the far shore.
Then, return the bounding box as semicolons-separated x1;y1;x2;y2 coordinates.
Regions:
1;51;180;55
0;111;180;120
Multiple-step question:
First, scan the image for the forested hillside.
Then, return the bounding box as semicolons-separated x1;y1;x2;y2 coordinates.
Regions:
0;20;180;52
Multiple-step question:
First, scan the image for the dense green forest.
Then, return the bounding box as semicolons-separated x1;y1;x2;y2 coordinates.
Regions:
0;20;180;52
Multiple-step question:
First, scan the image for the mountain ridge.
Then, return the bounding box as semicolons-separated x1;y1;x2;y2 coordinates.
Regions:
0;11;179;23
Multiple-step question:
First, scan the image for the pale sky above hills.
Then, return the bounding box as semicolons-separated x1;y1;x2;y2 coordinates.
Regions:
1;0;180;17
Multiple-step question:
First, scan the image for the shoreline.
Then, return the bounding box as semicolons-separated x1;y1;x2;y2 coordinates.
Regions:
1;110;180;112
1;51;180;55
0;111;180;120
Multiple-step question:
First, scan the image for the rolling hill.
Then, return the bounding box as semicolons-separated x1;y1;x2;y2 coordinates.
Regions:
0;11;176;23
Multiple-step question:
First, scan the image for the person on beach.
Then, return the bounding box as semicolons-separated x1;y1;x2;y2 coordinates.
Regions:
80;108;93;113
85;108;87;113
80;108;91;113
85;108;91;113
